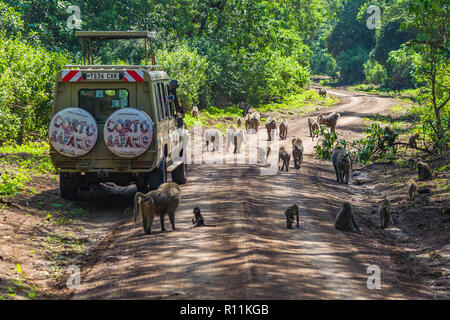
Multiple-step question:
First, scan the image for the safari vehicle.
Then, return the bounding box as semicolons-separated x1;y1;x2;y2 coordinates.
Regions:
49;31;188;200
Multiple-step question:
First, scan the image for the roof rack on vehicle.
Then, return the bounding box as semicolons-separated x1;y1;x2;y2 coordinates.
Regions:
74;31;157;66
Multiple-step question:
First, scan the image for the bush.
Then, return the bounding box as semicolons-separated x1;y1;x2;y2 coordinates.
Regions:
363;60;387;85
385;45;422;90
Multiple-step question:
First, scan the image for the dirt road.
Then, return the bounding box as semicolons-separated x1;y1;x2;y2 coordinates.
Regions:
70;88;431;299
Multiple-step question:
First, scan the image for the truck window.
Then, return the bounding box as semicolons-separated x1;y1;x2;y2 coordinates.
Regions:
157;83;167;119
154;84;164;121
79;89;129;122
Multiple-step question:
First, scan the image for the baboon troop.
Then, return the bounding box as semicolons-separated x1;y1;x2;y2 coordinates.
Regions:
192;106;199;118
335;202;360;232
285;204;300;229
409;133;419;147
192;207;205;227
378;198;392;229
308;117;319;140
134;182;181;235
292;138;304;170
278;146;290;172
226;126;245;153
317;112;340;132
332;146;351;184
408;179;418;200
319;88;327;98
279;119;288;140
417;161;432;180
265;117;278;141
205;129;222;151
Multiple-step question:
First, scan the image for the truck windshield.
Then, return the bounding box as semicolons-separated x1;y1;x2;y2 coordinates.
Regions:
79;89;129;121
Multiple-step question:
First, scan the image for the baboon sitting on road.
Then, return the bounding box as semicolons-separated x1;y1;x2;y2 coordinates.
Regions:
408;179;418;201
335;202;360;232
278;146;290;172
292;138;304;169
319;88;327;98
285;204;300;229
378;198;392;229
417;161;432;180
134;182;181;235
192;207;205;227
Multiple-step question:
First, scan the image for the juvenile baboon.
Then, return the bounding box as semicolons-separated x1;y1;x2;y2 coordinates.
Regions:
417;161;432;180
308;118;319;140
257;146;271;163
278;146;290;172
408;179;418;201
192;106;199;118
335;202;360;232
205;129;222;151
319;88;327;98
248;112;260;134
409;133;419;147
317;112;340;132
265;117;278;141
285;204;300;229
237;118;243;128
192;207;205;227
332;146;352;184
292;138;304;169
134;182;181;234
279;119;288;140
378;198;392;229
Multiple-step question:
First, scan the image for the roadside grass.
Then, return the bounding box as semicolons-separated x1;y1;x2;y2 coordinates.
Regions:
0;141;55;198
184;89;337;132
349;84;422;103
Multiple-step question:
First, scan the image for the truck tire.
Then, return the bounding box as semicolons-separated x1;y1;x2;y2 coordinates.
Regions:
171;163;187;185
60;173;79;200
148;157;167;190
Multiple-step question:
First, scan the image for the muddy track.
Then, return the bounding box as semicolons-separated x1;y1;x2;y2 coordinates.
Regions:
69;88;431;299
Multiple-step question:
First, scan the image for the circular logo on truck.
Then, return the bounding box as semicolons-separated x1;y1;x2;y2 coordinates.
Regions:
104;108;153;158
49;108;98;157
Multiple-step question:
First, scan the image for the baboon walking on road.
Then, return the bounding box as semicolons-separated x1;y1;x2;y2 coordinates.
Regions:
278;146;290;172
378;199;392;229
308;118;319;140
279;119;288;140
265;118;277;141
332;146;352;184
335;202;360;232
292;138;304;169
318;112;340;132
134;182;181;234
285;204;300;229
408;179;418;201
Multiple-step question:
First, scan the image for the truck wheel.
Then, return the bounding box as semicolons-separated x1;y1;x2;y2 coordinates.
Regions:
148;158;167;190
171;163;187;185
60;173;79;200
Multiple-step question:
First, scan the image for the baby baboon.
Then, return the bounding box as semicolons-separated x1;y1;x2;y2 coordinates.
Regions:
408;179;418;201
192;207;205;227
378;198;392;229
317;112;340;132
409;133;419;147
332;146;352;184
265;118;277;141
134;182;181;234
278;146;290;172
279;119;288;140
335;202;360;232
308;118;319;140
192;106;199;118
292;138;304;169
319;88;327;98
285;204;300;229
417;161;432;180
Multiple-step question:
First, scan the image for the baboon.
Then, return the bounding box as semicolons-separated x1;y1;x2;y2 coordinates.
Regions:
205;129;221;151
265;117;278;141
279;119;288;140
335;202;360;232
409;133;419;147
285;204;300;229
278;146;290;172
308;118;319;140
248;112;260;134
237;118;243;128
257;146;271;163
332;146;352;184
417;161;432;180
319;88;327;98
317;112;340;132
192;106;199;118
380;126;397;149
408;179;418;201
192;207;205;227
226;127;245;154
134;182;181;234
292;138;304;169
378;198;392;229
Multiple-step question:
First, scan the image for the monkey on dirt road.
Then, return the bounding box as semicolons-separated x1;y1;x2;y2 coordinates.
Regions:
318;112;340;132
332;146;352;184
192;207;205;227
134;182;181;235
378;198;392;229
292;138;304;169
335;202;360;232
417;161;432;181
285;204;300;229
308;118;319;140
278;146;290;172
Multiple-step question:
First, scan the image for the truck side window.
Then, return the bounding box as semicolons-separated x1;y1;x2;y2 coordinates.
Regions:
157;83;167;119
154;84;163;121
